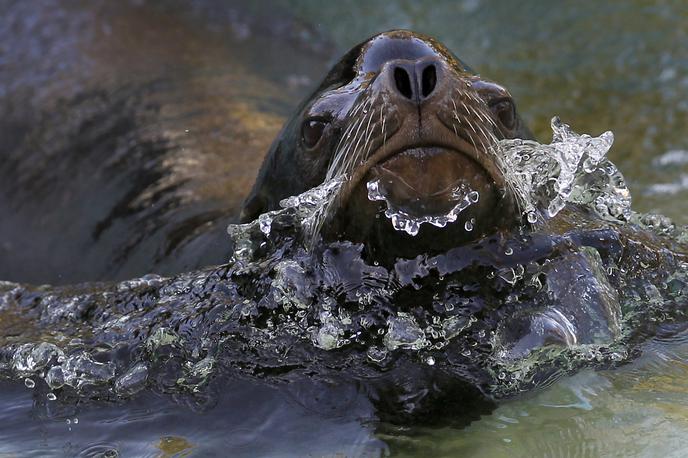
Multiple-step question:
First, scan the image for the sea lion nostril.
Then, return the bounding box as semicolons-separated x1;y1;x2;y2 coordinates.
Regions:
421;65;436;98
394;66;414;99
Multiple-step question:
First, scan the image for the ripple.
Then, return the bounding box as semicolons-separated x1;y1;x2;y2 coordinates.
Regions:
75;443;119;458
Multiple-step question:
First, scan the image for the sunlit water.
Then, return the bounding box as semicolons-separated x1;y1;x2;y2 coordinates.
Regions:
2;1;688;457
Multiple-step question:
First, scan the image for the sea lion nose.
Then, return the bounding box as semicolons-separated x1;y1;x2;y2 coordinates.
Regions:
387;58;440;103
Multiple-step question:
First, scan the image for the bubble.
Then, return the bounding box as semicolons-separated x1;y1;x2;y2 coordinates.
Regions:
366;346;388;363
425;356;436;366
383;313;428;351
504;247;514;256
258;213;272;235
24;378;35;389
464;218;475;231
47;393;57;401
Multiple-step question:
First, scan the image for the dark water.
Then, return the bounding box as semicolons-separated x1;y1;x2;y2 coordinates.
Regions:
1;1;688;456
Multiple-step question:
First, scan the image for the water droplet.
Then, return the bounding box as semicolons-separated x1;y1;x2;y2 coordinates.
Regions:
366;346;388;363
47;393;57;401
464;218;475;231
258;214;272;235
526;212;538;224
505;247;514;256
24;378;35;389
425;356;435;366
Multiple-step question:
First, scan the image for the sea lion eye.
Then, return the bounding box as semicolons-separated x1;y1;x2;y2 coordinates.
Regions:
491;98;516;130
301;119;328;149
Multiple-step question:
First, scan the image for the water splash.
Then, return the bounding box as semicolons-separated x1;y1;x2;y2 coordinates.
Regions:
1;119;687;411
366;179;478;236
227;175;346;259
498;117;631;224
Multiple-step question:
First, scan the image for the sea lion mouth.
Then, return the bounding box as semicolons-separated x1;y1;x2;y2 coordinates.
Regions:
368;147;490;217
336;115;505;216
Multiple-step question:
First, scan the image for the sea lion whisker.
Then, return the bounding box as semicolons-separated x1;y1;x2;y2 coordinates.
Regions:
476;132;490;160
467;119;478;135
466;125;480;156
339;111;372;179
320;105;375;236
476;124;494;148
470;107;487;122
361;105;376;159
460;100;470;116
329;118;362;175
329;117;366;179
340;121;366;175
334;116;359;152
382;113;387;150
348;98;367;118
376;104;386;145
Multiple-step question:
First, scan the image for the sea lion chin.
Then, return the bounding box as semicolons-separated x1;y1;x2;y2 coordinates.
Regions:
242;30;534;259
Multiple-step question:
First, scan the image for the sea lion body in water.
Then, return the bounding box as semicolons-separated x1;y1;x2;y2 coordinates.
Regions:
242;30;533;259
0;1;327;285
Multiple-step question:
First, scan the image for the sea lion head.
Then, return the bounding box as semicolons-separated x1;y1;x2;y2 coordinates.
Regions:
242;30;533;259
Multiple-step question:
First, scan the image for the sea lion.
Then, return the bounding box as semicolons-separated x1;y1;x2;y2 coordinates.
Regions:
2;22;688;433
242;30;534;259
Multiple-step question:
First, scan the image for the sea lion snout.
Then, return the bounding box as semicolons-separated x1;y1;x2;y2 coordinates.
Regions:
382;56;445;105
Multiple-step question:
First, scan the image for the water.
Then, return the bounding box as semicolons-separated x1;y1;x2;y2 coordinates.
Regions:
2;1;688;456
2;120;688;455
